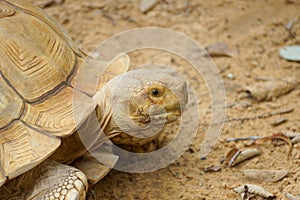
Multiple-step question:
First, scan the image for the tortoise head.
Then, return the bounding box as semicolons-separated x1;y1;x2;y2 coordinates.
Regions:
115;68;188;126
93;56;188;145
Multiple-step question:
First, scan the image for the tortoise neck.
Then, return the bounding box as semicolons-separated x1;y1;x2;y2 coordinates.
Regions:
94;84;120;137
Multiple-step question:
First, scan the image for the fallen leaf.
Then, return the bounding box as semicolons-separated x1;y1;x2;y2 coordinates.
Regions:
292;136;300;144
243;77;297;101
285;193;300;200
224;148;240;167
271;118;287;126
284;132;300;138
224;148;261;167
203;165;221;173
283;132;300;144
231;148;261;167
205;42;236;57
233;184;275;199
242;169;289;183
140;0;158;13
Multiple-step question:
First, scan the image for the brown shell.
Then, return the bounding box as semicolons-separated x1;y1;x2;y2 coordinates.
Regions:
0;0;98;183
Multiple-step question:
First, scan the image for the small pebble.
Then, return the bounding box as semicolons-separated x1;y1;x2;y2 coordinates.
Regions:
227;73;234;79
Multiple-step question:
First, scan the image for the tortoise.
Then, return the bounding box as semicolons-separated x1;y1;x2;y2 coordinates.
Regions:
0;0;188;199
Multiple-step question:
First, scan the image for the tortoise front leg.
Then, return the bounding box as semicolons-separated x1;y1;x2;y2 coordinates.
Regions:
0;160;88;200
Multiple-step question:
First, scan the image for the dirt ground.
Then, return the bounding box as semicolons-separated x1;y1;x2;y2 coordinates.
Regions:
36;0;300;199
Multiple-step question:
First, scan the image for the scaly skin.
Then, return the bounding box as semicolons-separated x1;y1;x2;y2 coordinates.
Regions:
94;68;188;146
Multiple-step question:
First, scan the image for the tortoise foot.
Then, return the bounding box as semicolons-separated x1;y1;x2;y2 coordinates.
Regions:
0;160;88;200
31;161;88;200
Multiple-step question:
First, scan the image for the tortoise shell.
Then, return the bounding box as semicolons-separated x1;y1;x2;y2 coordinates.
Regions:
0;0;128;185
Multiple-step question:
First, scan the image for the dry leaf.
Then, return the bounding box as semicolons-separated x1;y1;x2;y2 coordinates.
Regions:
292;136;300;144
233;184;275;199
244;77;297;101
271;118;287;126
205;42;236;57
224;148;240;167
224;148;261;167
283;132;300;144
285;193;300;200
284;132;300;138
140;0;158;13
233;148;261;167
242;169;289;183
204;165;221;173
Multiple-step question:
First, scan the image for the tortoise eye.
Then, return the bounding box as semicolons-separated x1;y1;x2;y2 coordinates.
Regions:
148;86;164;97
152;89;159;96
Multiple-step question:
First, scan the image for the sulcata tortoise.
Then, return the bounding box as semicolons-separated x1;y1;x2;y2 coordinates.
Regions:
0;0;188;199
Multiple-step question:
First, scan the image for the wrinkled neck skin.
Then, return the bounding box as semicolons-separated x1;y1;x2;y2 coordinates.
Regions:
94;81;119;139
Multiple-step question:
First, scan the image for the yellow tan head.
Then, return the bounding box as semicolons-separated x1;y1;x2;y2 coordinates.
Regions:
95;67;188;146
128;76;187;125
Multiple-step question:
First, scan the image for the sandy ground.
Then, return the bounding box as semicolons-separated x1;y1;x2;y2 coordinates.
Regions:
35;0;300;199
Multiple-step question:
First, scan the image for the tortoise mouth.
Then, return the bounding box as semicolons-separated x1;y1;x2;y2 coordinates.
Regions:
152;110;182;123
131;103;183;125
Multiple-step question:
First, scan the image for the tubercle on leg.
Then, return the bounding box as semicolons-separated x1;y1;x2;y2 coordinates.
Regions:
41;168;88;200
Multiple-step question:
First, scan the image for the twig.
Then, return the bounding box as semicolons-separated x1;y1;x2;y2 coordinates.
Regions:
263;132;293;157
225;108;294;122
226;132;294;157
226;136;264;142
226;132;299;143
